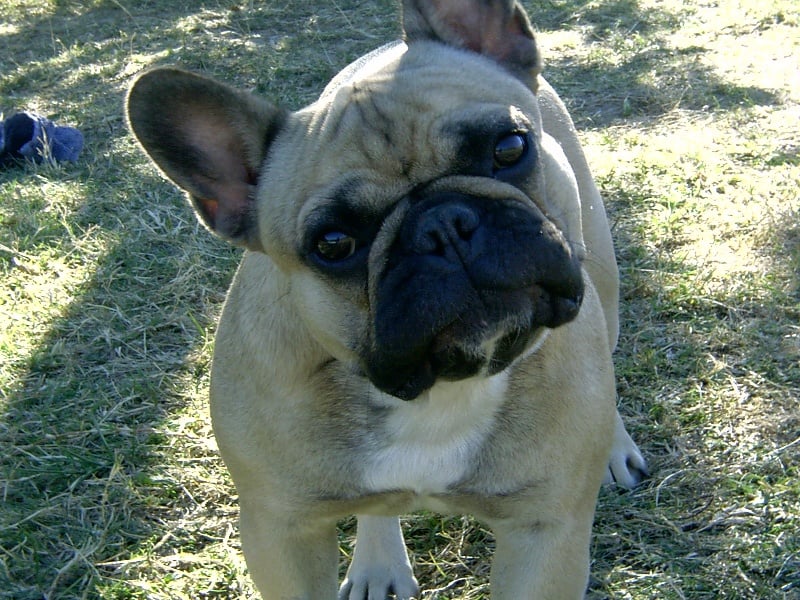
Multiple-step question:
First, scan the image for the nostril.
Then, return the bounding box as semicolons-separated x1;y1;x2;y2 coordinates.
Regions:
414;225;445;255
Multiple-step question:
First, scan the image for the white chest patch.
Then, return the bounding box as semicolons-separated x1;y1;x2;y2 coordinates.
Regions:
364;372;509;495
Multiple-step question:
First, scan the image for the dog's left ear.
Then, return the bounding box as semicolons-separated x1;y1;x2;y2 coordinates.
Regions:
402;0;541;86
126;68;286;251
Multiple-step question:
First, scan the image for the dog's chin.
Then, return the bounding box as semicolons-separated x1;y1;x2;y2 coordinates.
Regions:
364;325;544;401
367;348;483;402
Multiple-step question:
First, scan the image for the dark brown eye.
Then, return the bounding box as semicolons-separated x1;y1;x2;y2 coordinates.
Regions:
493;132;528;170
315;231;356;262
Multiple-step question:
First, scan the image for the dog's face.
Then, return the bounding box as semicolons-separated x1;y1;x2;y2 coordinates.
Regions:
127;7;586;401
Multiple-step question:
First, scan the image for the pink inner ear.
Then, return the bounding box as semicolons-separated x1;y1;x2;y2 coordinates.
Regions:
191;175;257;246
186;117;251;181
179;109;255;233
182;115;261;220
411;0;538;74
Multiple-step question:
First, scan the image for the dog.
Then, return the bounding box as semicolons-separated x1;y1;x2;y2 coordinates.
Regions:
127;0;647;597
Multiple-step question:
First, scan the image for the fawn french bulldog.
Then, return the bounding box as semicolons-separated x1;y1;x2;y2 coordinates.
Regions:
127;0;647;597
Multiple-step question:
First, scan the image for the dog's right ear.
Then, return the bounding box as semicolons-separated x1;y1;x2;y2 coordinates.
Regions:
126;68;286;251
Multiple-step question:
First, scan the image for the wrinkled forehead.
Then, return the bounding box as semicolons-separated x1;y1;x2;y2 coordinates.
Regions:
296;42;544;192
319;40;542;132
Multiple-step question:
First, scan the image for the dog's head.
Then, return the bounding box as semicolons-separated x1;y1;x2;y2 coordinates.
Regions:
127;0;586;400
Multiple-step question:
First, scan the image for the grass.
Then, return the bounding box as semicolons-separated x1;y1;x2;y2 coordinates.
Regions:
1;0;798;598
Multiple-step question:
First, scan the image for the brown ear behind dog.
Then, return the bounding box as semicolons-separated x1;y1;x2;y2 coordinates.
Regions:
127;0;647;598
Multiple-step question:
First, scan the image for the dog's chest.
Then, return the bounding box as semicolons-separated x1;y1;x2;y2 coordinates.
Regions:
363;373;508;495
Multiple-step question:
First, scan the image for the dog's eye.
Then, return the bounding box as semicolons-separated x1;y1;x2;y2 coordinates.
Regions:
315;231;357;262
493;132;528;170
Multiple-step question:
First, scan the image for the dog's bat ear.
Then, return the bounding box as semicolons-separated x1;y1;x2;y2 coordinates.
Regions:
126;68;286;251
401;0;541;87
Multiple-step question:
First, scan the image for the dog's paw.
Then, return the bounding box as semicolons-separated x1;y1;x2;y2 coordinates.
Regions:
338;564;419;600
603;412;649;488
339;515;419;600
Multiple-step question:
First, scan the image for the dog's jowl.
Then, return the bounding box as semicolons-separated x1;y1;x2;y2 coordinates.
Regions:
127;0;647;597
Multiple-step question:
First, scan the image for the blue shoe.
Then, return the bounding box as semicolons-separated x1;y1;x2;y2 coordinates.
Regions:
1;111;83;165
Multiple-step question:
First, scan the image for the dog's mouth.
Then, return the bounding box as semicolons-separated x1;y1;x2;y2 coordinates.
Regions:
364;343;493;402
363;339;484;402
364;284;581;401
369;345;482;402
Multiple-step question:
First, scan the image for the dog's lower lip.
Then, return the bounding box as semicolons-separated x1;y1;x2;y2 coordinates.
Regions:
356;359;433;400
365;341;490;400
383;363;435;401
551;292;583;325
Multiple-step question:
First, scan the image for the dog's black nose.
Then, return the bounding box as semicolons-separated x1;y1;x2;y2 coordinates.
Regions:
411;201;480;256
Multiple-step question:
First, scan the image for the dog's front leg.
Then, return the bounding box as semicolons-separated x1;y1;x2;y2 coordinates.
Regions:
239;499;339;600
488;513;595;600
339;515;419;600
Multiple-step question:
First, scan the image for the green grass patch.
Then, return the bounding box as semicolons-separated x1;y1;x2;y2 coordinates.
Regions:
2;0;798;598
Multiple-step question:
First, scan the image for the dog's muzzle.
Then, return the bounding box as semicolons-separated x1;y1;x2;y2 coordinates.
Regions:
365;192;583;400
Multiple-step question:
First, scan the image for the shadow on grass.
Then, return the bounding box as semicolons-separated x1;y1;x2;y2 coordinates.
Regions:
531;0;683;35
2;2;241;597
527;0;785;124
547;48;784;126
1;161;241;598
